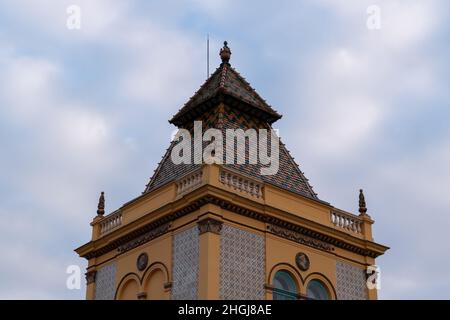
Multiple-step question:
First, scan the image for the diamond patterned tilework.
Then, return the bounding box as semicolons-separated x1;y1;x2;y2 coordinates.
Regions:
172;226;199;300
94;263;117;300
170;63;281;126
336;261;368;300
145;105;317;200
220;224;265;300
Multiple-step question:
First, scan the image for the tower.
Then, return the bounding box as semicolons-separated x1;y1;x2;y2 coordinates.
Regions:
75;42;388;300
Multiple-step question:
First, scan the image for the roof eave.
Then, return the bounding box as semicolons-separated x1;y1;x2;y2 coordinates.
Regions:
169;93;282;127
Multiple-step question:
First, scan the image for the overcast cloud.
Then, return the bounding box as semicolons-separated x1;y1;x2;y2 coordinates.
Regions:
0;0;449;299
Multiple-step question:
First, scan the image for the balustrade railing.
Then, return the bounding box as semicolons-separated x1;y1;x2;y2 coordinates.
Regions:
219;169;263;199
176;169;204;195
99;210;122;235
330;209;363;235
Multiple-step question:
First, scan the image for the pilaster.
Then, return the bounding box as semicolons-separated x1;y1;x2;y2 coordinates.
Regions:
197;217;223;299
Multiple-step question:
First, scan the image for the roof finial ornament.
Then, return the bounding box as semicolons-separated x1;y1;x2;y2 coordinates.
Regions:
97;191;105;216
220;40;231;64
359;189;367;216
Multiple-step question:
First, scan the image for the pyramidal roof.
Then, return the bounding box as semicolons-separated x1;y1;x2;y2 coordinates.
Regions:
145;42;318;200
170;41;281;127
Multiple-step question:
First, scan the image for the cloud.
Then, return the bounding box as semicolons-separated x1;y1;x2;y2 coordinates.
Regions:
0;0;449;300
0;55;60;119
0;208;87;299
289;0;440;159
119;21;204;107
369;137;450;298
0;42;123;298
0;0;128;40
283;0;450;299
0;1;205;299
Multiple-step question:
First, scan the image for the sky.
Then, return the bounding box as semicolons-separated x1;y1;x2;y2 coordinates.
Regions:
0;0;449;299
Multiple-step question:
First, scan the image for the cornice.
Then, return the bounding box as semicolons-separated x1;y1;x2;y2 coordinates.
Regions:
79;193;387;260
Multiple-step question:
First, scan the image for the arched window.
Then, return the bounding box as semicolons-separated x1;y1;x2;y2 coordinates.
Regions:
306;280;330;300
272;270;298;300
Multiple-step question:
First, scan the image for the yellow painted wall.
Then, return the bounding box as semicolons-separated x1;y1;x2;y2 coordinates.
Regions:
113;232;172;300
264;186;331;226
79;165;386;300
122;184;176;224
266;233;337;299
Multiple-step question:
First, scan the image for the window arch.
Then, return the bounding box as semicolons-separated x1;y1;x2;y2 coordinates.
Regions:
115;274;140;300
306;279;330;300
272;270;298;300
143;268;165;300
141;262;170;300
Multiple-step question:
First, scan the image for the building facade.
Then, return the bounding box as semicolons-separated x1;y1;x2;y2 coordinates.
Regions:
75;42;388;300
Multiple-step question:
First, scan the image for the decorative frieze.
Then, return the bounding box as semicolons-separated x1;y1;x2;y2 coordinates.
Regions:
83;195;383;260
267;224;334;252
118;223;171;253
197;218;223;235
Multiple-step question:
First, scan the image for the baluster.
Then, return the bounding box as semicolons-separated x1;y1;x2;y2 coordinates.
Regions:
330;211;364;234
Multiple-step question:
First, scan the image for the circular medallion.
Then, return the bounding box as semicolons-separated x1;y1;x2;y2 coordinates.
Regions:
137;253;148;271
296;252;310;271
